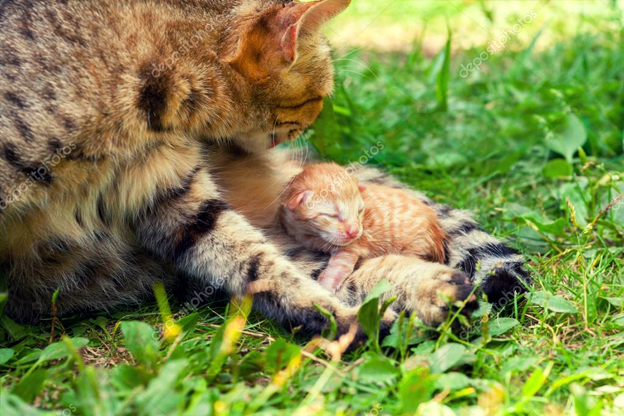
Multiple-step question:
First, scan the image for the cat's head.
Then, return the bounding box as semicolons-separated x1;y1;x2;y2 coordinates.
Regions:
281;163;365;246
222;0;350;153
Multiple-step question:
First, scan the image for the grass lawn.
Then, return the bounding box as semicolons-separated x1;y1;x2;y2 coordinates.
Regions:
1;1;623;415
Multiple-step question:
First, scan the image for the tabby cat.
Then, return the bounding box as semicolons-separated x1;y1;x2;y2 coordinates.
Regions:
280;163;448;292
0;0;529;341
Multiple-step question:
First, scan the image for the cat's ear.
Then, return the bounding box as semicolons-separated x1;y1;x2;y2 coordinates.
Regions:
223;0;350;80
280;0;352;63
286;190;313;211
358;183;367;192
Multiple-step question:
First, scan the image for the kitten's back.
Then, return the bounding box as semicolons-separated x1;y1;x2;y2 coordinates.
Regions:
360;184;447;263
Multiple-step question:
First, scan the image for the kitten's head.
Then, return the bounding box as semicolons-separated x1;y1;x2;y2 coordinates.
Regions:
281;163;365;247
223;0;350;152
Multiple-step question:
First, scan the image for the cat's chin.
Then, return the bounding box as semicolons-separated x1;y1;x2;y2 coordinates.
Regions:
236;128;301;154
234;134;272;154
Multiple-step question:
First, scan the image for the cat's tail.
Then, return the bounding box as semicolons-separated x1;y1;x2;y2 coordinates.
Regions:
432;203;531;305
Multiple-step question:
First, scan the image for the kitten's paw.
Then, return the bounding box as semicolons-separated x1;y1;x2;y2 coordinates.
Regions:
318;270;345;293
414;270;478;327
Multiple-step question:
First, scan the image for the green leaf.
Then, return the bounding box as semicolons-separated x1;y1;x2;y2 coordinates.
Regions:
430;343;467;374
0;389;42;416
74;367;119;415
0;348;15;364
546;296;579;314
358;280;392;349
120;321;160;368
358;356;400;385
522;216;568;237
472;301;493;319
238;351;265;379
382;316;427;348
206;322;228;379
545;113;587;162
530;291;578;314
488;318;519;336
40;337;89;362
522;362;553;398
11;369;47;402
362;279;393;305
313;303;338;340
399;367;435;413
571;383;603;416
264;339;301;375
522;368;546;398
501;356;539;377
434;372;471;391
110;364;149;392
543;159;572;177
178;312;200;333
435;30;451;111
135;360;187;416
601;297;623;308
0;314;29;340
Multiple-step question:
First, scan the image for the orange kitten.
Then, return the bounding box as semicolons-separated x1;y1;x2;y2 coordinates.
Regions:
280;163;448;292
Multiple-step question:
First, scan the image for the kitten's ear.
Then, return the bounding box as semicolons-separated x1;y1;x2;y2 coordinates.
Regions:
280;0;352;63
358;183;367;192
286;190;313;211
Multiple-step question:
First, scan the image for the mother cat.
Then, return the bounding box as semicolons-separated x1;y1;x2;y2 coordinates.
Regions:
0;0;529;339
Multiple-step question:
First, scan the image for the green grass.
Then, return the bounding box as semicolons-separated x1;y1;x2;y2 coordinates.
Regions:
1;2;624;415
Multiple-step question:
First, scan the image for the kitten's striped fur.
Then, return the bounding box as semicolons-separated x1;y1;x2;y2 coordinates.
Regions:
0;0;528;342
279;163;449;292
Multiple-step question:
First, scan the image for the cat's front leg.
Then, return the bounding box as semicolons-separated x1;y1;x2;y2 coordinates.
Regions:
132;166;392;339
318;248;360;293
336;255;477;326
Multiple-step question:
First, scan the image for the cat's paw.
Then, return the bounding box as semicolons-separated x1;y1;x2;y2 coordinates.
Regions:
413;270;478;327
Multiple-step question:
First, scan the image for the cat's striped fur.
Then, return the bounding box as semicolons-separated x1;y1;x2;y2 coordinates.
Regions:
0;0;528;342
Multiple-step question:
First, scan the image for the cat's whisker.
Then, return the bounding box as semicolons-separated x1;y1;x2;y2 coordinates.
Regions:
331;47;362;63
332;58;377;78
335;68;370;78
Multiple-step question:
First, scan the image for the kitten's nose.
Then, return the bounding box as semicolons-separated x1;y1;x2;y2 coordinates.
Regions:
345;224;359;239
